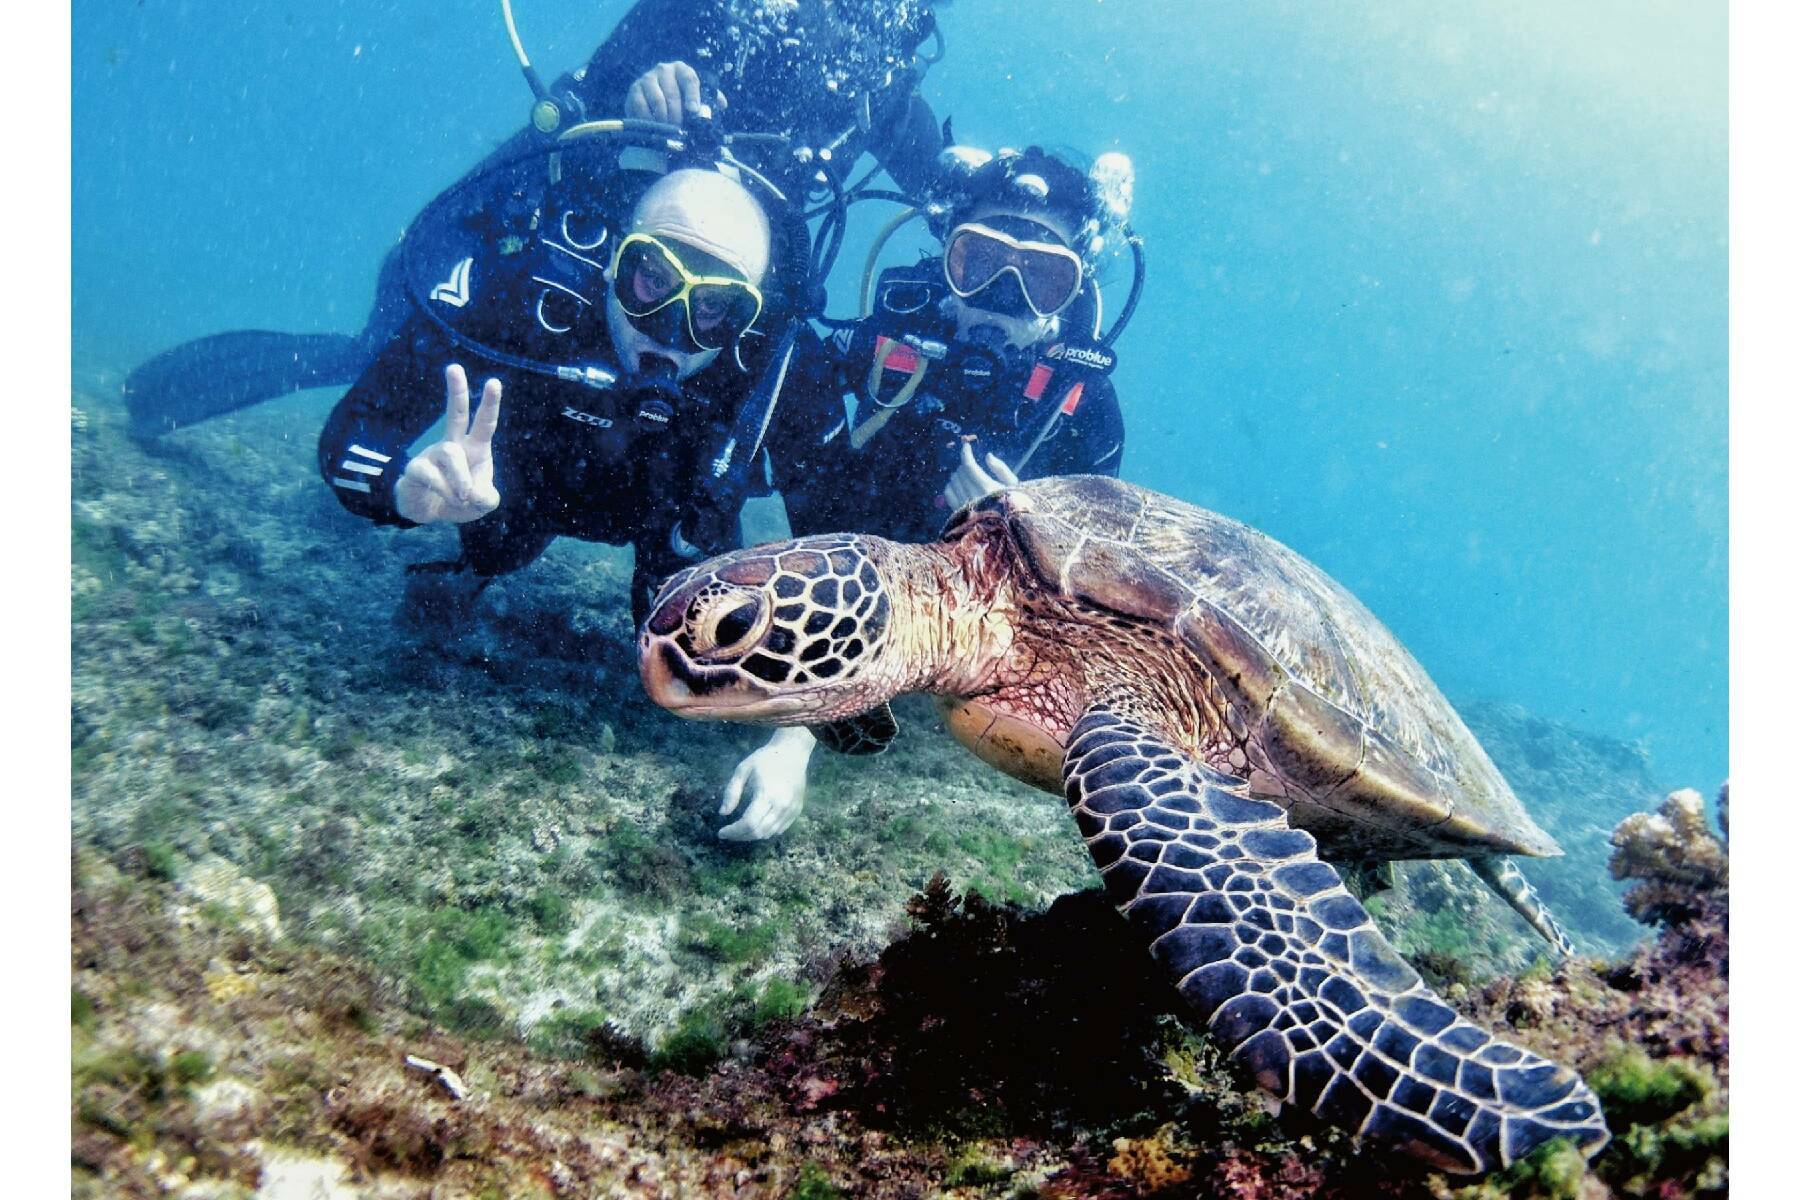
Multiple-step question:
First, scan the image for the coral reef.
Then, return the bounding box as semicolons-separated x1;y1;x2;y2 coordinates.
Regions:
74;836;1729;1198
1451;795;1728;1199
1608;787;1728;927
70;387;1090;1053
73;851;938;1198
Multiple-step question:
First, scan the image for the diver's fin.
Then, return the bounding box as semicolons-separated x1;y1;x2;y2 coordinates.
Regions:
1469;857;1576;957
812;702;899;756
123;330;369;439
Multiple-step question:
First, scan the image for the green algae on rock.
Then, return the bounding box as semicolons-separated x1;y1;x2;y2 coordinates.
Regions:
72;803;1728;1199
70;391;1092;1057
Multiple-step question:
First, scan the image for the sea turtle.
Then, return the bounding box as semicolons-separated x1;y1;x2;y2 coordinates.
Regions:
638;475;1608;1173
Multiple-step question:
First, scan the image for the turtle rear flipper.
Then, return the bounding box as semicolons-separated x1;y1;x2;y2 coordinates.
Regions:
812;702;899;756
1469;857;1576;958
1062;708;1609;1174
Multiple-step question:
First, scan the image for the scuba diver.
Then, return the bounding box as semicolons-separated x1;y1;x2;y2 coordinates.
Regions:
319;154;789;625
123;0;950;440
785;145;1135;542
712;143;1145;840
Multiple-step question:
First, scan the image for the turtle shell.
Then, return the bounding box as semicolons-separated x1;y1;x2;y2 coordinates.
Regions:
951;475;1559;859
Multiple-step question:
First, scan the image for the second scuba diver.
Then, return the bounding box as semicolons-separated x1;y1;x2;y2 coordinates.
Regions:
711;144;1142;839
318;160;787;625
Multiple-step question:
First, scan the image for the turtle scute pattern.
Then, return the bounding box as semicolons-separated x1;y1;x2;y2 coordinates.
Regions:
1063;708;1609;1173
1001;476;1553;856
657;535;892;686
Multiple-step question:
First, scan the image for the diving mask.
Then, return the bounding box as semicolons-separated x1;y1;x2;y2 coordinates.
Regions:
609;232;764;353
943;222;1085;319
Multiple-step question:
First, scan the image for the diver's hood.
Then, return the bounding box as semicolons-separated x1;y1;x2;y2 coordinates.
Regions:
605;168;771;380
630;169;772;281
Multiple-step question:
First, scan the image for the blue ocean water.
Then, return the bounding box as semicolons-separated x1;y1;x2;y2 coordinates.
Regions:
72;1;1725;790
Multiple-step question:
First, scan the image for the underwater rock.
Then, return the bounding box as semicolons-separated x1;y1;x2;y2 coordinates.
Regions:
1459;701;1669;957
786;862;1728;1198
1608;786;1728;927
73;391;1094;1053
73;837;1730;1199
179;855;283;942
254;1150;361;1200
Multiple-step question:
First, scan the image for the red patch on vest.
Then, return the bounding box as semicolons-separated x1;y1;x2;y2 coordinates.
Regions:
876;336;920;373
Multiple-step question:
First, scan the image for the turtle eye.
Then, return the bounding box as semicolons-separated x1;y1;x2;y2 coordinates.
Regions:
694;592;768;659
714;601;759;648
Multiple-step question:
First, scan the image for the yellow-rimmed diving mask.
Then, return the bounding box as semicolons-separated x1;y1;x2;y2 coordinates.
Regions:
610;231;765;353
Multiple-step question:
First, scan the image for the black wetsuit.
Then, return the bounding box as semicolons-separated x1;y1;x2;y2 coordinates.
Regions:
318;152;775;624
777;261;1127;543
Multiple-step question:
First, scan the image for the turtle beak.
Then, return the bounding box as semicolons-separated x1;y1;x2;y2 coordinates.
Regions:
637;635;818;723
639;639;707;713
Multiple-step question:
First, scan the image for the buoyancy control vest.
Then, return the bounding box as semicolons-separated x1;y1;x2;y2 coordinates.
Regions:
842;260;1118;473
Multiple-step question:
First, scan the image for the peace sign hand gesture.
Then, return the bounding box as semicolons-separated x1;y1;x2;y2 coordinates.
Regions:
395;364;503;525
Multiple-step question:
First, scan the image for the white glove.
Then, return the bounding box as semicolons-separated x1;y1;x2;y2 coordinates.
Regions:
942;441;1021;511
394;364;503;525
623;61;724;125
719;726;816;841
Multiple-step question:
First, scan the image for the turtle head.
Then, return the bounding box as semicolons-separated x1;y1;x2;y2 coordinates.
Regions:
639;535;901;724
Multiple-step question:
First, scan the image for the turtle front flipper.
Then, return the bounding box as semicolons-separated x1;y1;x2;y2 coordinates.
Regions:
1469;856;1576;958
1062;707;1609;1174
812;702;899;756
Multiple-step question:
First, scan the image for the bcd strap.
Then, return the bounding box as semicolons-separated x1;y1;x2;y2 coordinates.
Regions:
849;335;931;449
1011;334;1117;468
1021;359;1085;418
1013;379;1085;476
703;319;801;504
